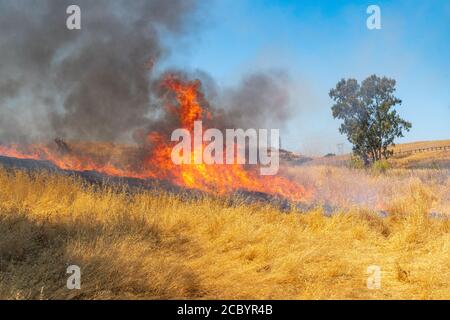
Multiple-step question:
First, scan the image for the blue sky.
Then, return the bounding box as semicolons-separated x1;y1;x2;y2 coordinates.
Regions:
161;0;450;154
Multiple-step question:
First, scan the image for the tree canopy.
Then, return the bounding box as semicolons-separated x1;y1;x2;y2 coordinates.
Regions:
329;75;411;165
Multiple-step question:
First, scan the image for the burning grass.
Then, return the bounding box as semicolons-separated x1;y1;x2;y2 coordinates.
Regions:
0;76;310;202
0;166;449;299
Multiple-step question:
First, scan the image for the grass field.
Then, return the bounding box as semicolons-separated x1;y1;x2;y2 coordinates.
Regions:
388;139;450;169
0;162;449;300
390;139;450;153
305;139;450;169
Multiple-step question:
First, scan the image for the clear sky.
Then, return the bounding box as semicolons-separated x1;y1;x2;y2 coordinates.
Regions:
160;0;450;155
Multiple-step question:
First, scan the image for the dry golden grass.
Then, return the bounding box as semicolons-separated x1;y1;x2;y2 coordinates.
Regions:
285;165;450;214
306;139;450;169
390;139;450;153
0;166;449;300
383;140;450;169
391;150;450;169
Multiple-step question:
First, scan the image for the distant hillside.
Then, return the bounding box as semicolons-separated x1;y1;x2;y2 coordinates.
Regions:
299;139;450;169
390;139;450;153
390;139;450;169
279;149;312;165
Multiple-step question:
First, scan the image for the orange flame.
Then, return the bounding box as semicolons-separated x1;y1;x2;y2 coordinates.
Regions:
0;76;311;201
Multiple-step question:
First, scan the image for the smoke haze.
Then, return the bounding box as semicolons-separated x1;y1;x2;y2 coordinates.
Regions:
0;0;295;146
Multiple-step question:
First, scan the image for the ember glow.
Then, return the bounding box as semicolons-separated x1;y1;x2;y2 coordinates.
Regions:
0;76;311;201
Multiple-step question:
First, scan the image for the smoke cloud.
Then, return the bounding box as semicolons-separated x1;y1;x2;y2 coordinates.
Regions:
0;0;295;146
0;0;197;143
218;70;292;129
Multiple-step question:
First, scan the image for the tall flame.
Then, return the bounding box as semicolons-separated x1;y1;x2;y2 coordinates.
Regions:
0;76;311;201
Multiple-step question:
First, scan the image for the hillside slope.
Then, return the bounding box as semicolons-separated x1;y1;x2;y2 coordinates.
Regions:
389;139;450;169
304;139;450;169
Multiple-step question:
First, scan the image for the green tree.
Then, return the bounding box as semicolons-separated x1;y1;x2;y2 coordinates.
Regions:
329;75;412;166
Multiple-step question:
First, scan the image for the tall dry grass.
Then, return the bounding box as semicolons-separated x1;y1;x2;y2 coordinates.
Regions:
0;166;449;299
285;165;450;215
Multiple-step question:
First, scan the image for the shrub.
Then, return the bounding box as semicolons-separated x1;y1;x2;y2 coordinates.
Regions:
372;160;391;174
349;155;365;169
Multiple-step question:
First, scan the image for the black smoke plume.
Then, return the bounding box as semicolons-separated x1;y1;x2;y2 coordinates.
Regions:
0;0;197;143
0;0;294;146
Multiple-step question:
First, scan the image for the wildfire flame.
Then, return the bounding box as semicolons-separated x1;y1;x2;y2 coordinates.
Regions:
0;75;311;201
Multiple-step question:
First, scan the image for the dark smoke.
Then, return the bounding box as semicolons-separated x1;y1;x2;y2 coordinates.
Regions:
0;0;294;147
217;70;292;129
0;0;197;143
